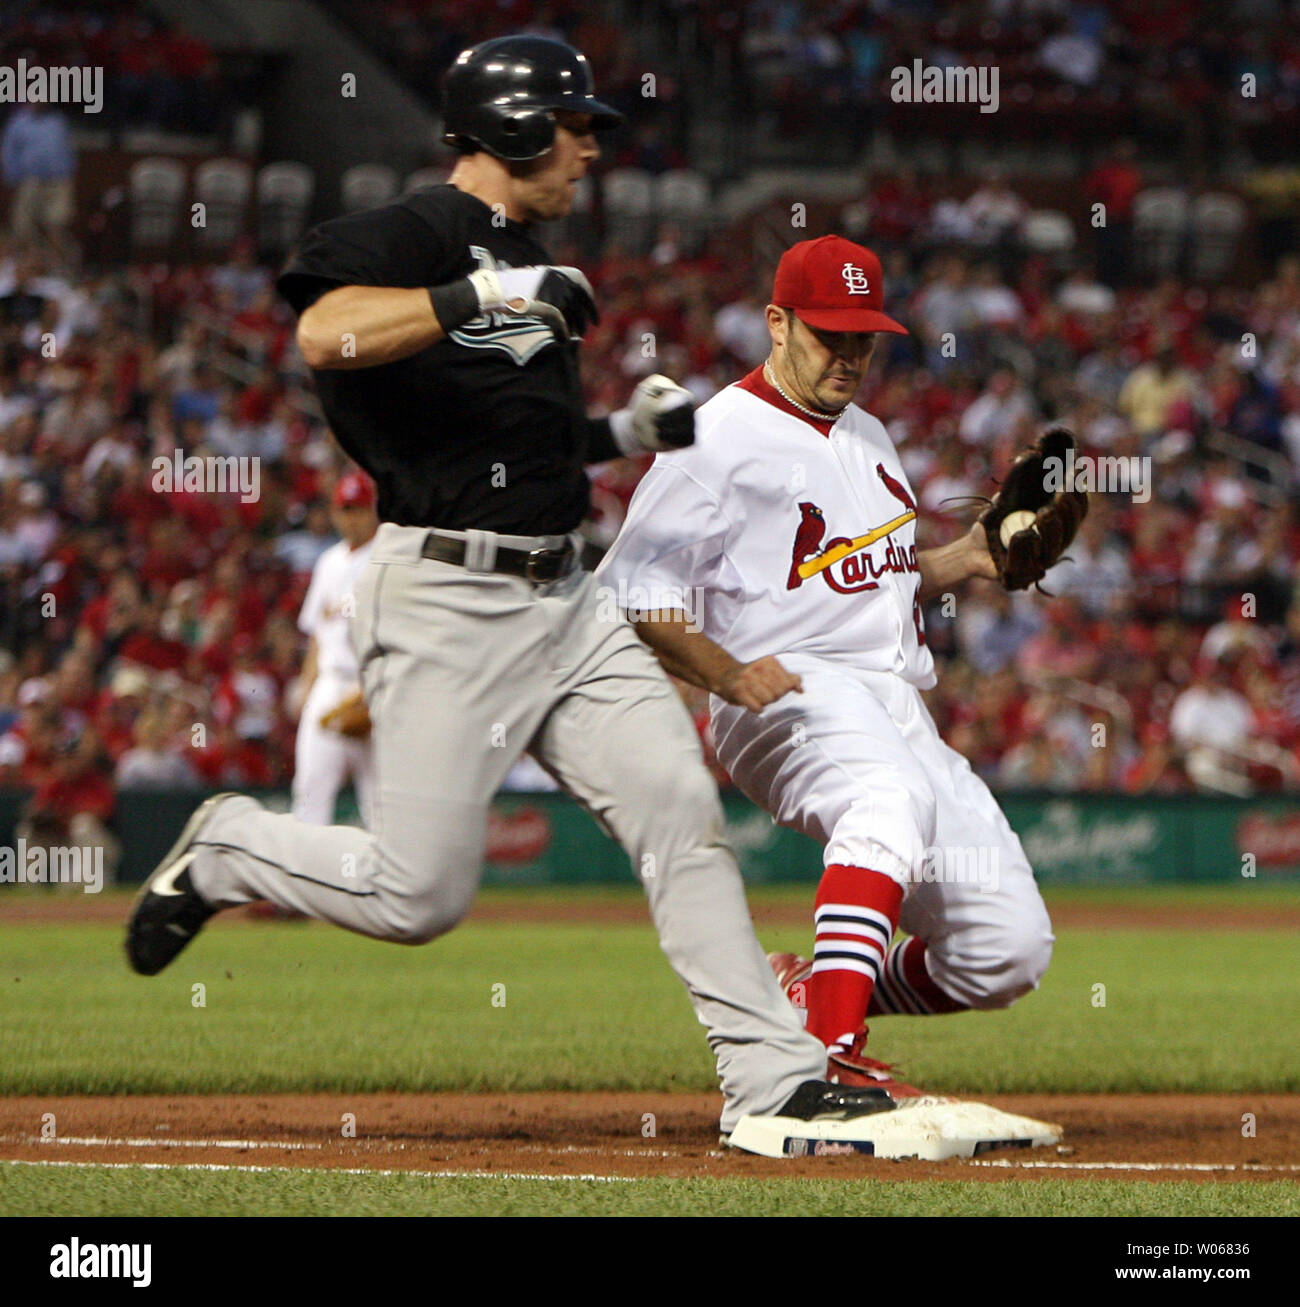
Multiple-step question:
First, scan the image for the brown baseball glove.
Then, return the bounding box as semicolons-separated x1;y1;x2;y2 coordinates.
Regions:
979;427;1089;591
319;691;371;739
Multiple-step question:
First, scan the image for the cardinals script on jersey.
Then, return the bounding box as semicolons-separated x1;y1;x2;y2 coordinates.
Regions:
599;376;934;681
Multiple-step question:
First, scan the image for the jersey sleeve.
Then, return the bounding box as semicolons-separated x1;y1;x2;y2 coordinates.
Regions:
276;202;455;314
597;461;729;612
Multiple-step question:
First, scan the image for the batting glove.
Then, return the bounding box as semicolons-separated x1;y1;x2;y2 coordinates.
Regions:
468;265;599;341
609;374;696;455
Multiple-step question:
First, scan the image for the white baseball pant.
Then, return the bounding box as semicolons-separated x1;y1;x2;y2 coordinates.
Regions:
712;655;1054;1010
293;674;375;827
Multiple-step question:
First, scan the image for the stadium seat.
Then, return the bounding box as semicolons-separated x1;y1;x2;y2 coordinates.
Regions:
1190;192;1247;283
654;169;712;239
128;157;187;249
341;164;399;212
194;158;253;250
257;162;315;253
1133;187;1189;276
602;167;655;252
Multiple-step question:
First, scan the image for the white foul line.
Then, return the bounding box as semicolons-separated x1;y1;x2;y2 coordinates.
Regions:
0;1159;633;1183
8;1135;322;1151
11;1133;680;1160
968;1160;1300;1173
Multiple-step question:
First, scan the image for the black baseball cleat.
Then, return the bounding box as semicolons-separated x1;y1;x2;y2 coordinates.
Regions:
773;1079;898;1122
125;793;235;976
719;1079;896;1149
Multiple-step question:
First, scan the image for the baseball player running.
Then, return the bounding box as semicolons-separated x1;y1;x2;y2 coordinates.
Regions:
126;38;897;1146
292;471;378;828
598;235;1077;1098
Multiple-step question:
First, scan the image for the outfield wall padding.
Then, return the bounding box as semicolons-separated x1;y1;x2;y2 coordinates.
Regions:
2;787;1298;888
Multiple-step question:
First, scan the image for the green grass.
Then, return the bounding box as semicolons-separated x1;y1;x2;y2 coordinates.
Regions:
2;884;1297;1218
3;1164;1294;1217
1;885;1299;1095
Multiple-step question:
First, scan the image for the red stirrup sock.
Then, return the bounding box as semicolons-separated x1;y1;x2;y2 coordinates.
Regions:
868;936;969;1015
805;863;903;1052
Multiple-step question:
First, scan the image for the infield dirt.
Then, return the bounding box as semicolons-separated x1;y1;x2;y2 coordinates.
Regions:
1;1093;1295;1182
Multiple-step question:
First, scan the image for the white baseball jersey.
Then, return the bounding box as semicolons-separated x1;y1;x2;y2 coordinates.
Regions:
294;535;376;827
597;369;936;687
298;537;375;679
598;367;1052;1010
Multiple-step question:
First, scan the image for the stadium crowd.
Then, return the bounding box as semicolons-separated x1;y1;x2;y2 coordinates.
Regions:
2;168;1298;857
2;4;1299;863
2;0;237;136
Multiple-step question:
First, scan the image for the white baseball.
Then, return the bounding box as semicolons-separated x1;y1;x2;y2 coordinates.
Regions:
999;510;1038;547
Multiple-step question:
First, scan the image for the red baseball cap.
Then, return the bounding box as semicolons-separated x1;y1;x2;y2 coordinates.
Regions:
332;471;376;509
772;235;908;335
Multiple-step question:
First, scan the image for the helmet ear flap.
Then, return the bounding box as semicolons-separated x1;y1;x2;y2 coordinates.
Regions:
496;106;556;161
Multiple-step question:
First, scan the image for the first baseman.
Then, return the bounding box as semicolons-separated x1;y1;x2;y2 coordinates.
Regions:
597;236;1057;1094
126;38;897;1143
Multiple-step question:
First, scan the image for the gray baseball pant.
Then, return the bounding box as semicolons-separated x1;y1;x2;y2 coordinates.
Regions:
189;523;825;1130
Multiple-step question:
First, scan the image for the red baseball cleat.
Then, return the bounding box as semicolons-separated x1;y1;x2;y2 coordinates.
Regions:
827;1029;930;1100
766;951;812;1005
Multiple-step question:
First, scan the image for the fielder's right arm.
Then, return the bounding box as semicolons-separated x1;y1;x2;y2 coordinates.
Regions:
632;613;802;713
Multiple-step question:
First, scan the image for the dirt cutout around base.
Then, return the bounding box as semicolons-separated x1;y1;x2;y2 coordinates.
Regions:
1;1093;1294;1183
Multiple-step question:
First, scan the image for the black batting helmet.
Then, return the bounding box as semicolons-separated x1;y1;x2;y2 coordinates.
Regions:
441;35;625;162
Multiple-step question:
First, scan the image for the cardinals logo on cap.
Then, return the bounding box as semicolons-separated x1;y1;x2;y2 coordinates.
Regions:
841;263;870;294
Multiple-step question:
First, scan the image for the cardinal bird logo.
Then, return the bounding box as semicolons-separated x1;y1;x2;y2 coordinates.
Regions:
785;466;920;594
787;502;826;589
876;462;917;514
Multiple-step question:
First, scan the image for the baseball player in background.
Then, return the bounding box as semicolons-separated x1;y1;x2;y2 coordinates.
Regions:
598;236;1057;1097
291;471;378;828
127;38;897;1145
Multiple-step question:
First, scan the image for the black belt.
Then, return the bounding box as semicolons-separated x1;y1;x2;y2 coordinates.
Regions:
420;533;576;583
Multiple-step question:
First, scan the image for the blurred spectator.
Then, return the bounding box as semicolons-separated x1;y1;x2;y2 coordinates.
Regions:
275;501;336;575
913;256;977;373
1;95;76;260
1183;481;1260;586
968;263;1024;330
959;368;1035;446
713;290;771;368
115;711;201;788
1056;266;1116;317
955;585;1045;676
1043;510;1134;618
962;169;1027;257
1172;660;1250;752
1085;140;1142;285
211;239;271;314
1038;15;1104;87
1117;343;1196;439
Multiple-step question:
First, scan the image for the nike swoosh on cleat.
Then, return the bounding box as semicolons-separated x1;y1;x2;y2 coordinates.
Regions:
151;851;198;897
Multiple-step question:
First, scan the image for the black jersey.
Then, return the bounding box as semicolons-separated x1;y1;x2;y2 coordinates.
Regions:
277;185;612;534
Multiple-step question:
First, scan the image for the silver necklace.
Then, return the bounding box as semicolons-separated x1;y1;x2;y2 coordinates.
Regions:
764;363;839;422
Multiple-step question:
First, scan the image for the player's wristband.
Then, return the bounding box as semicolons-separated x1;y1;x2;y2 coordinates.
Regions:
428;277;479;333
608;406;641;457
